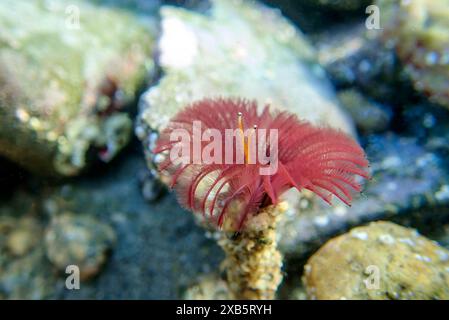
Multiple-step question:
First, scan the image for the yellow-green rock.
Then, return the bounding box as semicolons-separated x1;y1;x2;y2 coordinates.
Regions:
0;0;155;176
44;213;116;280
303;221;449;300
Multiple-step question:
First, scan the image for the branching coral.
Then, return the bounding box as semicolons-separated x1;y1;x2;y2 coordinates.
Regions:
154;97;370;299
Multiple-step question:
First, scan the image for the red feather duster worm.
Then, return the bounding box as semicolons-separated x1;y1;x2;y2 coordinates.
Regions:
153;98;370;230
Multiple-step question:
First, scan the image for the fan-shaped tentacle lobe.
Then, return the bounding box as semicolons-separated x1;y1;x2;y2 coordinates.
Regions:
154;98;370;230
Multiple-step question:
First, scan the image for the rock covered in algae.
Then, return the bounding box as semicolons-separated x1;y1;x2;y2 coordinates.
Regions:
137;0;356;173
45;213;116;280
303;221;449;300
312;23;407;103
0;0;156;176
376;0;449;108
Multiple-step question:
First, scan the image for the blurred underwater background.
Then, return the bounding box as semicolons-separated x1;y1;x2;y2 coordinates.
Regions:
0;0;449;299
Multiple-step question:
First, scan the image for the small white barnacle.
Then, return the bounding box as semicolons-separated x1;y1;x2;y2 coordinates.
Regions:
378;234;395;245
351;231;368;241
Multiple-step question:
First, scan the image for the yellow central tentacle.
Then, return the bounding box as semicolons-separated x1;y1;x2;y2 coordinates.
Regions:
237;112;256;164
237;112;248;164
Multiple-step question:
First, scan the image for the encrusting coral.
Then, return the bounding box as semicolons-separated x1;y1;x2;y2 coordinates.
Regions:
154;97;370;299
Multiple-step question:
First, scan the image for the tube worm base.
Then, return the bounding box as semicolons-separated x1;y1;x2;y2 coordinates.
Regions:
217;203;286;300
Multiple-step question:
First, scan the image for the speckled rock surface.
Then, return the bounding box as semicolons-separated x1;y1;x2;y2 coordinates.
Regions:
376;0;449;108
313;22;412;104
303;221;449;300
0;0;156;176
137;0;356;174
45;213;116;280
